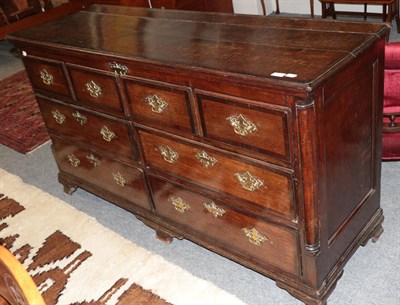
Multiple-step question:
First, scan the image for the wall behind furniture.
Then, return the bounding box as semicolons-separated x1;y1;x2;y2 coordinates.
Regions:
233;0;383;16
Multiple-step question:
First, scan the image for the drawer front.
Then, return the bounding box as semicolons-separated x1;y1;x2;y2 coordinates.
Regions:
198;93;291;161
52;138;151;210
37;97;137;160
68;66;125;117
23;56;71;97
139;130;294;217
149;176;299;275
124;78;194;134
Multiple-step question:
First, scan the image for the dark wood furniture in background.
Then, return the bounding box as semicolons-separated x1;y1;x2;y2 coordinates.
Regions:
88;0;234;12
320;0;400;32
8;6;389;305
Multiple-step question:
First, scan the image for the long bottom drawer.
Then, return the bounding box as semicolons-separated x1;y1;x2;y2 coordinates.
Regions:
148;175;299;276
52;137;151;210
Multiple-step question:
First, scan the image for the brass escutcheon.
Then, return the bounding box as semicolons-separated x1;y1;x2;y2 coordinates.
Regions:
51;109;65;124
226;114;257;136
112;172;127;187
108;62;128;75
67;154;80;167
100;126;116;142
159;145;179;163
86;154;100;167
145;94;168;113
234;171;264;192
204;202;225;218
169;196;190;213
72;111;87;126
40;69;54;85
242;227;268;246
195;150;217;168
85;80;102;98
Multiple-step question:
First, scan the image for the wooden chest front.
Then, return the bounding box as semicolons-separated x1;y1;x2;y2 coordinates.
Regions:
8;6;388;305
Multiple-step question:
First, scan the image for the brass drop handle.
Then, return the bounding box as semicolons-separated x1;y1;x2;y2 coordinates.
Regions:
195;150;217;168
242;227;268;246
234;171;264;192
169;196;190;213
108;61;128;75
100;126;116;142
145;94;168;113
204;202;225;218
85;80;102;98
112;172;127;187
226;114;257;136
67;154;80;167
72;111;87;126
159;145;179;163
40;69;54;85
86;154;100;167
52;109;65;124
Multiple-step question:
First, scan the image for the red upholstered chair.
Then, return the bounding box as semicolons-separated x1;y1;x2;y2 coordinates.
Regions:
382;42;400;160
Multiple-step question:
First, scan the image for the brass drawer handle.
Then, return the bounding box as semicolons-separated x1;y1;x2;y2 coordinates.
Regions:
86;154;100;167
40;69;54;85
72;111;87;125
51;109;65;124
159;145;179;163
226;114;257;136
169;196;190;213
112;172;127;187
204;202;225;218
234;171;264;192
100;126;116;142
242;227;268;246
195;150;217;168
145;94;168;113
85;80;102;98
67;154;80;167
108;61;128;75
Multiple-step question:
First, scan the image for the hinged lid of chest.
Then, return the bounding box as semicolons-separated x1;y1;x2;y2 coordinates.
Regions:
8;5;389;90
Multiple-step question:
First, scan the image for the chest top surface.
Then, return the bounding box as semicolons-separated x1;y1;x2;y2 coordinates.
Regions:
8;4;389;89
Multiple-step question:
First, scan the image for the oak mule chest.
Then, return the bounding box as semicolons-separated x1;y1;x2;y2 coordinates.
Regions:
8;6;389;305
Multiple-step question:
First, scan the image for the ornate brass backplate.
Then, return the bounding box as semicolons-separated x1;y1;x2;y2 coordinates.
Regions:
72;111;87;126
108;61;128;75
234;171;264;192
242;227;268;246
86;154;100;167
195;150;218;168
145;94;168;113
226;114;257;136
169;196;190;213
51;110;65;124
204;202;225;218
112;172;127;187
67;154;80;167
159;145;179;163
100;126;116;142
85;80;102;98
40;69;54;85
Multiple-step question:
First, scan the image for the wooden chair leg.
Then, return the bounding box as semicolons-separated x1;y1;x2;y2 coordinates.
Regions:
364;3;367;20
260;0;266;15
383;4;387;21
275;0;280;14
310;0;314;18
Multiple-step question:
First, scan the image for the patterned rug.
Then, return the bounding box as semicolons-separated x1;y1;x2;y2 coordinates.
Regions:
0;70;49;154
0;168;246;305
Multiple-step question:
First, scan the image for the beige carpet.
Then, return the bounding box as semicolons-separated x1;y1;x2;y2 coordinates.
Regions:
0;168;247;305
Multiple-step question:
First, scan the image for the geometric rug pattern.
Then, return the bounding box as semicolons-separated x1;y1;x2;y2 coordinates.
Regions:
0;70;49;154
